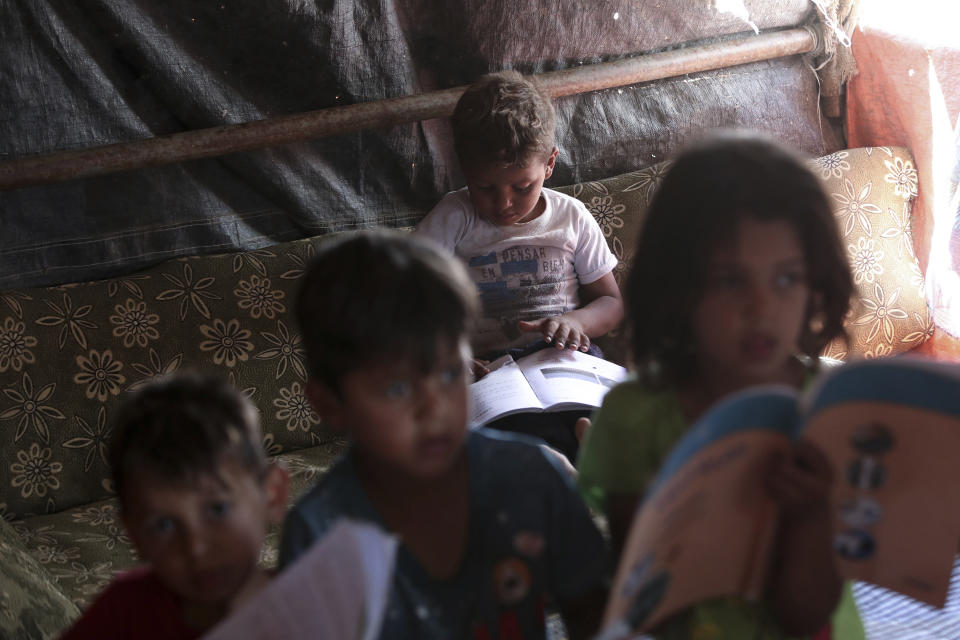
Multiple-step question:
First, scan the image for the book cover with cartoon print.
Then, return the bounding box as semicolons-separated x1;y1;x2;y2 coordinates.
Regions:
601;356;960;636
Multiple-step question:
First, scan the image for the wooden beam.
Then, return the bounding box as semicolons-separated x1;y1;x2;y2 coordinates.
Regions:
0;27;816;191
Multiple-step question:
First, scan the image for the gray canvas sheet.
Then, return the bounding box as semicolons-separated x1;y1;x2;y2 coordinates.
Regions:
1;1;829;288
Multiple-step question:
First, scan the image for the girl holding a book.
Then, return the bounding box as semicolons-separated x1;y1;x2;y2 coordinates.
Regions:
577;133;866;639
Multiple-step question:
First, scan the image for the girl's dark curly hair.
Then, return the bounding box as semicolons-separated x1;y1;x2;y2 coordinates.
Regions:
627;132;852;387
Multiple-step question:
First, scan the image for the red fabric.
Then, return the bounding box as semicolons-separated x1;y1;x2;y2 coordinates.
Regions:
846;23;960;348
497;611;524;640
59;567;204;640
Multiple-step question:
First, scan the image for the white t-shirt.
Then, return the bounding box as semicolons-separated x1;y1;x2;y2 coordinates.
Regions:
416;187;617;355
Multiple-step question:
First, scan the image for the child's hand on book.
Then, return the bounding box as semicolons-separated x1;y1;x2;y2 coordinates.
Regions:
766;439;834;522
767;440;841;634
471;358;491;380
517;316;590;352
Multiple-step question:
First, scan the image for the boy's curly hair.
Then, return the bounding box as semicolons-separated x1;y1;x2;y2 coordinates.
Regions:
627;132;853;387
452;70;556;168
109;371;266;509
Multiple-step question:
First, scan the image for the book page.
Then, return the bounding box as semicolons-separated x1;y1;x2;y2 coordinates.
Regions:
202;520;397;640
803;357;960;608
600;388;798;636
469;355;544;425
515;349;627;411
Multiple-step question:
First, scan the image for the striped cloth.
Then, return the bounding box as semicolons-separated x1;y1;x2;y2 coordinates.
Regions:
854;556;960;639
549;557;960;640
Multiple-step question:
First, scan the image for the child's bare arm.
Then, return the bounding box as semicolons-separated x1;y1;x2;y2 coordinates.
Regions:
517;272;624;350
558;586;608;640
767;440;842;636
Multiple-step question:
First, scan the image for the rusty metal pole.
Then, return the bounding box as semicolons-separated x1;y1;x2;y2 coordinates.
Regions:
0;27;816;191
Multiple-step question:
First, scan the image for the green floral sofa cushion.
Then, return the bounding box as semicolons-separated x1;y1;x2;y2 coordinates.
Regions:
555;146;931;364
0;516;79;639
0;235;345;520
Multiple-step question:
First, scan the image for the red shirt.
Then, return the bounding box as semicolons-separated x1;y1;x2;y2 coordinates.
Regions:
59;567;204;640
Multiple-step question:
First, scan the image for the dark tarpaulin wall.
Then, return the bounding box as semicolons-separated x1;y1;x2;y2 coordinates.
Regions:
0;0;831;289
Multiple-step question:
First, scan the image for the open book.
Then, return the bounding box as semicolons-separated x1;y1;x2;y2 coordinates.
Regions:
599;356;960;637
202;520;397;640
469;348;627;425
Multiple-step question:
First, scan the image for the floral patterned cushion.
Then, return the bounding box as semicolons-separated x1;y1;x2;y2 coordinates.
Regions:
0;235;345;521
813;147;931;358
0;516;80;638
555;146;931;362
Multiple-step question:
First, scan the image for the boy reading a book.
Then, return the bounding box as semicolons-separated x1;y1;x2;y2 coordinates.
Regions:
415;70;623;459
578;134;865;638
60;372;291;640
279;230;609;639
